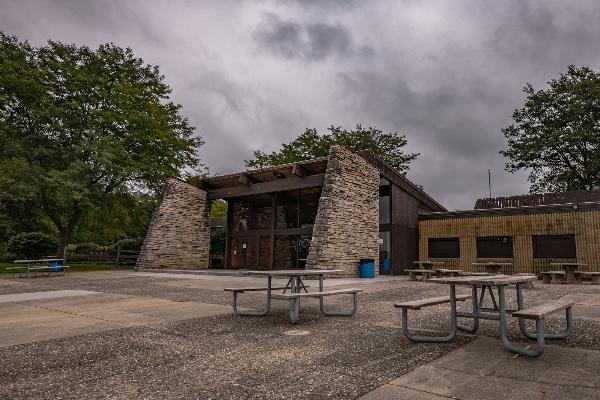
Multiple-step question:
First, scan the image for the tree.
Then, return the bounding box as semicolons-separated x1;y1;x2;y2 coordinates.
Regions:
0;33;202;258
245;124;418;173
501;65;600;192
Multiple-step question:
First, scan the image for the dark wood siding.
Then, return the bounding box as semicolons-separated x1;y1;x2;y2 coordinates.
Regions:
389;185;419;273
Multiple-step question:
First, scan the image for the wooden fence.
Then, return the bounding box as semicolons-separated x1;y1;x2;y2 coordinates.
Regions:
68;249;139;265
475;189;600;209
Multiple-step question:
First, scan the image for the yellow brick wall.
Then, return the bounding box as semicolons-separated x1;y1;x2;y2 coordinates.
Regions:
418;210;600;274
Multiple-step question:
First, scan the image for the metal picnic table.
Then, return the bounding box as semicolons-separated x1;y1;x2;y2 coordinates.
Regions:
225;269;362;323
423;274;568;357
550;262;588;284
10;258;65;278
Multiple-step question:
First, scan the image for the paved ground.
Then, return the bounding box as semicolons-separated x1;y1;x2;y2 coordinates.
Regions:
0;270;599;399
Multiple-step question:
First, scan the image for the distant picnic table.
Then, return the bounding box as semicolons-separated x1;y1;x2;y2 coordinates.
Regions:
472;262;512;274
9;258;69;278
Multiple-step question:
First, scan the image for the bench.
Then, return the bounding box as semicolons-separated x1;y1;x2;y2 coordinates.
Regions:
541;271;565;284
395;293;471;342
6;265;70;278
577;271;600;285
224;286;291;293
510;300;574;357
434;269;462;277
272;288;362;324
224;285;310;317
405;269;436;281
28;265;70;277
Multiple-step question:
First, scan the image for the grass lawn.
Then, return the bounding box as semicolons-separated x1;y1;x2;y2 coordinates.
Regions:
0;262;133;273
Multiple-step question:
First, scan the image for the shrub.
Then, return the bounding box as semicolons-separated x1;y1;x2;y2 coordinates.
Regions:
72;242;106;252
7;232;58;259
111;237;144;251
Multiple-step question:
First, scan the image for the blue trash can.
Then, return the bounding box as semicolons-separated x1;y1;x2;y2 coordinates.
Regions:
359;258;375;278
382;258;391;273
48;260;63;272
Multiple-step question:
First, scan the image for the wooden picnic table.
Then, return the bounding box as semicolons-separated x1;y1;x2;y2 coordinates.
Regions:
550;263;588;284
413;260;444;270
472;262;512;274
226;269;361;323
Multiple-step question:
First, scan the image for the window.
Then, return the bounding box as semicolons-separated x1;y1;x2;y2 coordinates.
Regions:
428;238;460;258
379;181;391;224
532;235;576;259
476;236;513;258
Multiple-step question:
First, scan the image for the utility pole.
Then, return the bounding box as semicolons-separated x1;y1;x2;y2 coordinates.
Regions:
488;169;492;198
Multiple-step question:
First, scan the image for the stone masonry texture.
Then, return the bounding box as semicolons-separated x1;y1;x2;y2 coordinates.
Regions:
136;178;211;269
306;145;380;276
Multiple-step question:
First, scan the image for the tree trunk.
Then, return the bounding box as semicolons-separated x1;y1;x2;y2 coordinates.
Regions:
57;206;82;263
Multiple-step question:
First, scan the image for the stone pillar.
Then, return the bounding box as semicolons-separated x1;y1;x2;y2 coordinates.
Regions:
136;178;211;270
306;145;380;276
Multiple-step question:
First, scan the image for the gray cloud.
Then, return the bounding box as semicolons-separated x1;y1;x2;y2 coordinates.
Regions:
3;0;600;209
253;13;373;62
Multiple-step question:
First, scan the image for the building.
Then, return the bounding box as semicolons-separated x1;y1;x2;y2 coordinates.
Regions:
136;145;445;275
137;145;600;276
419;192;600;274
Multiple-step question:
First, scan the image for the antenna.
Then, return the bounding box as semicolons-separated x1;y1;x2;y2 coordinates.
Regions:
488;169;492;198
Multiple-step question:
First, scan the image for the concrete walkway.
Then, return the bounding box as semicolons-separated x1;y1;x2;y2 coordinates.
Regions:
0;291;231;347
360;337;600;400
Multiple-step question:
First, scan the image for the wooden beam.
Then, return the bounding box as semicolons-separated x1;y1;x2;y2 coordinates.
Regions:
269;194;276;270
197;180;216;191
273;171;286;179
207;174;325;200
224;199;234;269
292;163;310;178
238;173;259;186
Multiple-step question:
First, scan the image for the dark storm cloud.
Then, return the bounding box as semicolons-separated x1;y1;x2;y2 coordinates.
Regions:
253;13;373;62
3;0;600;208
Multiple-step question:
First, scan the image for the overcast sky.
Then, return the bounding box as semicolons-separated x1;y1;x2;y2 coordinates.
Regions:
3;0;600;209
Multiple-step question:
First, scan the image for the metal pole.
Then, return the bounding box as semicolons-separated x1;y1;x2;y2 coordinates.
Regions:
488;169;492;198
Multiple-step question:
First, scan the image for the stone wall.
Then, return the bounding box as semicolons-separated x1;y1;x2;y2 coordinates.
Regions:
136;178;211;270
306;145;380;276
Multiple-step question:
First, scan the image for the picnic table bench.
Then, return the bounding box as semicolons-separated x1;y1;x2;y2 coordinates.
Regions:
396;274;573;357
434;269;462;277
405;269;436;281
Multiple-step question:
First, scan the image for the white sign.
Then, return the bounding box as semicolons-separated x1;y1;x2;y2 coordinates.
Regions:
378;238;384;244
242;243;247;249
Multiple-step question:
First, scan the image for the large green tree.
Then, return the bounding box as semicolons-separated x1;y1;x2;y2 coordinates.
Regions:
0;33;202;258
245;125;418;173
501;65;600;192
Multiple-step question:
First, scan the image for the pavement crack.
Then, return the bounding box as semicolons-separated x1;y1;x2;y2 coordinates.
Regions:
15;302;130;326
387;382;461;399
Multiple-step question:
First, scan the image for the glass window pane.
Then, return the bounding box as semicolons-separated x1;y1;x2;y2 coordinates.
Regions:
428;238;460;258
532;235;576;258
476;236;513;258
274;236;298;269
379;196;391;224
299;188;321;228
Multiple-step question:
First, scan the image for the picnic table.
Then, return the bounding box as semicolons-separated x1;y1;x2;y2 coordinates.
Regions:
472;262;512;274
224;269;362;324
550;262;588;284
9;259;68;278
396;274;573;357
412;260;444;270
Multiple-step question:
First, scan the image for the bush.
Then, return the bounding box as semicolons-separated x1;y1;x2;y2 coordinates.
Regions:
72;242;106;252
7;232;58;259
112;237;144;251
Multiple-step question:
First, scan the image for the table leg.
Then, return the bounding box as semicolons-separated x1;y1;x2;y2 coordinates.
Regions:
458;285;480;333
498;285;544;357
232;276;273;316
401;284;458;342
